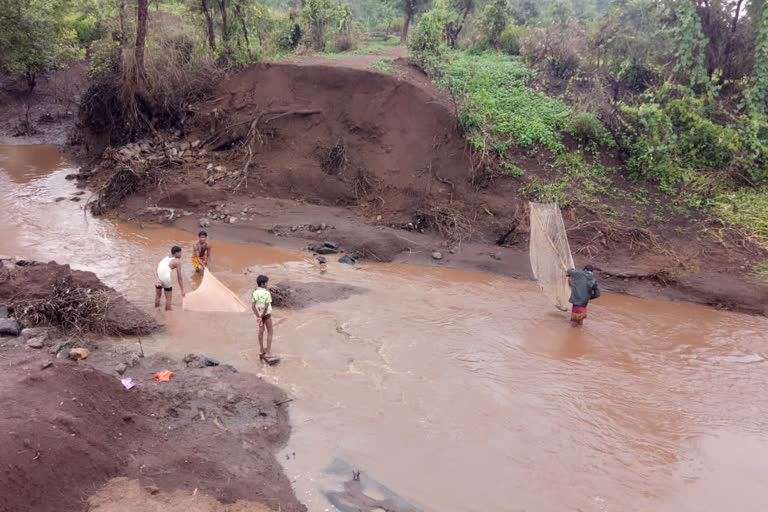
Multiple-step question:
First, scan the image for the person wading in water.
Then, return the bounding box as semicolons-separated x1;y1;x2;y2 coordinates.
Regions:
567;264;600;327
155;246;185;310
252;274;279;364
191;230;212;275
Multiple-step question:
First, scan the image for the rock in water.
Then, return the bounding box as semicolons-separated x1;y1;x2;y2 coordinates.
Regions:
431;252;443;261
316;256;328;264
339;255;358;265
324;240;340;250
199;217;211;228
316;247;339;255
0;318;22;336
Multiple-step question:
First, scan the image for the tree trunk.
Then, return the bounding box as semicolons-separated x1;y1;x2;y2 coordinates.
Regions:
119;0;127;46
135;0;148;84
201;0;217;52
236;4;252;58
731;0;744;32
401;3;412;43
217;0;229;47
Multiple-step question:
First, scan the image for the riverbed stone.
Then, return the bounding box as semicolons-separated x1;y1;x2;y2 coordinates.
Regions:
431;252;443;261
115;363;128;375
26;337;45;349
20;327;49;342
491;251;503;261
316;247;339;255
199;217;211;228
324;241;340;250
316;256;328;264
339;255;358;265
0;318;22;336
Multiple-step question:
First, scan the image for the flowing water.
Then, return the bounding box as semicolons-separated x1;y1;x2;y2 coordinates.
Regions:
3;144;768;511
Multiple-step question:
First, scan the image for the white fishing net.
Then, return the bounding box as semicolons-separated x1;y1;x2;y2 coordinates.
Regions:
182;270;248;313
529;202;575;312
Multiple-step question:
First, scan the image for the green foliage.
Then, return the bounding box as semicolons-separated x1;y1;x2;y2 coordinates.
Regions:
751;4;768;115
480;0;509;47
409;9;446;74
711;189;768;249
302;0;336;50
670;0;709;88
568;111;612;146
498;26;521;55
439;51;572;153
621;82;768;191
0;0;85;87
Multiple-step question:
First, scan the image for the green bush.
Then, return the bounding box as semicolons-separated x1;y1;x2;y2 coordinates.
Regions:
499;26;520;55
409;10;446;76
569;111;612;146
441;51;572;153
621;82;768;190
618;61;657;92
466;41;490;55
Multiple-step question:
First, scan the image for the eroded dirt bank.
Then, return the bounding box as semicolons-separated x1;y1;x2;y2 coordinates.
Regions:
0;332;304;512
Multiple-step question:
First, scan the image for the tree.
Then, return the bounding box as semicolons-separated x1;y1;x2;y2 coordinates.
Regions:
751;1;768;113
302;0;335;50
670;0;709;87
481;0;509;48
0;0;82;90
201;0;218;52
135;0;149;83
393;0;431;42
444;0;475;47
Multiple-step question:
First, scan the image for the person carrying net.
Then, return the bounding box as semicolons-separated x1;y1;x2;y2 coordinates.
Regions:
567;264;600;327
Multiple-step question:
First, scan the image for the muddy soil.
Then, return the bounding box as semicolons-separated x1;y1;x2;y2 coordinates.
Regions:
0;258;158;335
0;335;304;512
0;65;86;145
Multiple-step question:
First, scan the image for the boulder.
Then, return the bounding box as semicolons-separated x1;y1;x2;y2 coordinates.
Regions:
0;318;22;336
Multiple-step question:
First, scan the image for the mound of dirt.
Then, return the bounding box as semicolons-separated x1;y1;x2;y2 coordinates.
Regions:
270;281;368;309
0;343;304;512
190;62;479;217
0;259;157;335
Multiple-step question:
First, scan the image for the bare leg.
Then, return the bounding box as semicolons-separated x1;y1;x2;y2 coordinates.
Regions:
265;317;274;356
258;321;265;355
165;290;173;311
154;285;162;308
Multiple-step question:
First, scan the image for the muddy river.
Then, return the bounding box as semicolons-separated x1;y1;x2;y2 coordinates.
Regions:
3;144;768;512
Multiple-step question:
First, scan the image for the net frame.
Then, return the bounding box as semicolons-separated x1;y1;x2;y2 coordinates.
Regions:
529;202;575;312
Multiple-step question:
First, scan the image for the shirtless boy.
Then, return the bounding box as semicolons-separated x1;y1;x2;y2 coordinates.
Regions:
192;231;212;275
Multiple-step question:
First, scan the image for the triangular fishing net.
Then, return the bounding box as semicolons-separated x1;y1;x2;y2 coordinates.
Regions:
182;270;248;313
529;202;575;312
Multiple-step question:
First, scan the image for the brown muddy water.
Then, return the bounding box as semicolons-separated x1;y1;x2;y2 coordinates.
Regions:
3;144;768;511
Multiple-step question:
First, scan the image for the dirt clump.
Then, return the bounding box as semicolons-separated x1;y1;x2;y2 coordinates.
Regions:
0;259;157;335
0;342;304;512
270;281;368;309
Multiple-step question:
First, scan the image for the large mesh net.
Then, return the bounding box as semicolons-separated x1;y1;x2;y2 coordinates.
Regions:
529;202;575;312
182;270;248;313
